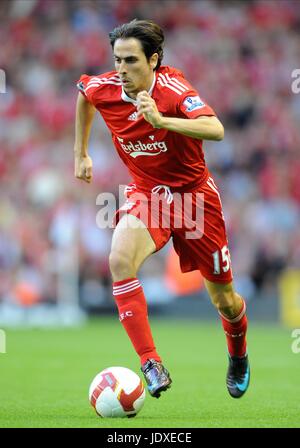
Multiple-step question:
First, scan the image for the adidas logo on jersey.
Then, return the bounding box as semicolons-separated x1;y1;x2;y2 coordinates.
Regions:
128;111;138;121
118;138;168;158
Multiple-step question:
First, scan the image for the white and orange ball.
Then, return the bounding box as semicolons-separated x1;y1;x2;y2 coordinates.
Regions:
89;367;146;418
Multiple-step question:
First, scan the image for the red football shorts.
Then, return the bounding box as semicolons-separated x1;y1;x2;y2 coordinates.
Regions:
115;175;233;284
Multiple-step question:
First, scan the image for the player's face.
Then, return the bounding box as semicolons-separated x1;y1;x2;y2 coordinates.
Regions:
113;38;158;99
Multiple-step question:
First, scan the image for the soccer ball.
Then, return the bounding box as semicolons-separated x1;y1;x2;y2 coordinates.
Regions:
89;366;146;418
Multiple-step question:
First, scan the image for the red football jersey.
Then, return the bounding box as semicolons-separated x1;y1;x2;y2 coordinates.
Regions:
77;66;216;191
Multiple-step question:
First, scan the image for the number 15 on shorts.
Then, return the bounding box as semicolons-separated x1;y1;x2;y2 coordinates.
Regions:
212;245;231;275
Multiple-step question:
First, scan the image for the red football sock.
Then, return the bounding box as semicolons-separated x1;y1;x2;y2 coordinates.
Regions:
219;299;248;357
113;278;161;365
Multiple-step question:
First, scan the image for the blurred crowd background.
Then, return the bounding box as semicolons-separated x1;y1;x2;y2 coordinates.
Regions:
0;0;300;317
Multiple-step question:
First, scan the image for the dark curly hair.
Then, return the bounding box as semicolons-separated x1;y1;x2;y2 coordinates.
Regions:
109;19;164;70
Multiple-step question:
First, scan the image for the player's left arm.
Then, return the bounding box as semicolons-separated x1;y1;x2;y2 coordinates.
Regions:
136;91;224;141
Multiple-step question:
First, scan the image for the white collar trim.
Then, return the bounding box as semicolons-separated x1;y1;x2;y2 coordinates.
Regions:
121;72;157;105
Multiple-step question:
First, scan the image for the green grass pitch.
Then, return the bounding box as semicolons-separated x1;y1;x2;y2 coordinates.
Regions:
0;317;299;428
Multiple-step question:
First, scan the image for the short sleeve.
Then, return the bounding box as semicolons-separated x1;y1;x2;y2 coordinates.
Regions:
76;74;100;106
178;92;216;119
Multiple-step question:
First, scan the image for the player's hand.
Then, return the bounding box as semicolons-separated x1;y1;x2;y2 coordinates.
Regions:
136;91;163;128
74;155;93;183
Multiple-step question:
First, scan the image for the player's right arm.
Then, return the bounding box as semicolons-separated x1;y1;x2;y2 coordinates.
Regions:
74;92;96;183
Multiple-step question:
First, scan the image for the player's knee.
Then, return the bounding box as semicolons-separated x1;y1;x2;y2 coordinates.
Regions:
209;286;236;316
109;250;136;281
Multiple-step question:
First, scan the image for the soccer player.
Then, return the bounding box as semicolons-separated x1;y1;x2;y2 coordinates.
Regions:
74;20;250;399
